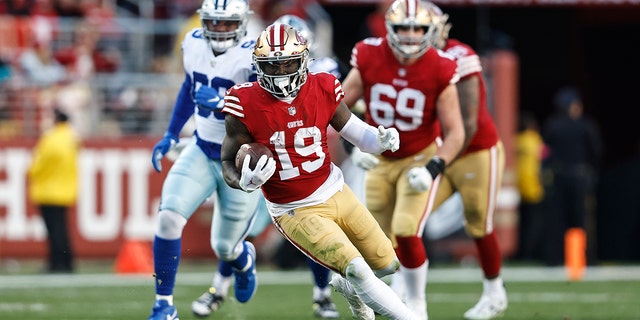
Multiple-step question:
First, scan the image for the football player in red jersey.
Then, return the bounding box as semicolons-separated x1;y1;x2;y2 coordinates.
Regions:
221;23;419;320
429;4;508;319
340;0;465;319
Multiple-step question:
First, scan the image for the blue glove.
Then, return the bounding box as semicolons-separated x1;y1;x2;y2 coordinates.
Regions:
151;132;178;172
195;86;224;111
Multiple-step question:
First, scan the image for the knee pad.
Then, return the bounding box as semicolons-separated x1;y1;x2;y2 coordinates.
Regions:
345;257;375;282
212;239;243;261
156;210;187;240
374;258;400;278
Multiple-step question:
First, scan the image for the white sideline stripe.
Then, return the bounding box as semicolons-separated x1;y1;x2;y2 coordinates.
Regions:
0;266;639;289
0;291;621;313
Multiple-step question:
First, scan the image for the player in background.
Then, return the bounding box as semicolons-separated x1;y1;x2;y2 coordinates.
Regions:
147;1;260;319
427;3;508;319
221;22;418;320
340;0;466;319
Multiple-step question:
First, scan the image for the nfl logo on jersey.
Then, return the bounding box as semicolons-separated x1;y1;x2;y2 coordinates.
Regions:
288;106;297;116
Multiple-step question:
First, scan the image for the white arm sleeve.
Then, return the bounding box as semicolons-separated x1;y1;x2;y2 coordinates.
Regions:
338;113;385;154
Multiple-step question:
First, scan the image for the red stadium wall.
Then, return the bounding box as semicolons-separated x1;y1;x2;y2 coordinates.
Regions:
0;138;214;259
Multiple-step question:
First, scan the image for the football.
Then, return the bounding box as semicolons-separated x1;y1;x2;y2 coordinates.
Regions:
235;142;274;171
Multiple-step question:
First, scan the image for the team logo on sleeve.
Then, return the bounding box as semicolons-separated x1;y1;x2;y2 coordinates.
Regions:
288;106;297;116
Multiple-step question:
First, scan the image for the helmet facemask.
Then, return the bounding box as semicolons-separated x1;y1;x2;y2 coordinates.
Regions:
385;0;446;59
198;0;252;53
253;23;309;99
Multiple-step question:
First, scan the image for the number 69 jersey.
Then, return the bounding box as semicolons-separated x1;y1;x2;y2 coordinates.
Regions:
350;37;459;159
223;72;344;206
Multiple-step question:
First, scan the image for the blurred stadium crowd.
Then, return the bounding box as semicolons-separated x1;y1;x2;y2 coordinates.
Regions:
0;0;333;138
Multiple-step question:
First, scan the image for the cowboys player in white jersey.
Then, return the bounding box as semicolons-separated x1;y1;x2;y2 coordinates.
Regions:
147;1;260;319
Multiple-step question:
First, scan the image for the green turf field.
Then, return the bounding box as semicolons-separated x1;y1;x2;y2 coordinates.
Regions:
1;262;639;319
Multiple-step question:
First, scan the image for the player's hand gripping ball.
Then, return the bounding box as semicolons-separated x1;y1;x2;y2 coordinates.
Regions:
235;142;274;171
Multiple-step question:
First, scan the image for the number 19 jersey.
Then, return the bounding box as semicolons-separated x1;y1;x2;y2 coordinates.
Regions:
223;72;344;206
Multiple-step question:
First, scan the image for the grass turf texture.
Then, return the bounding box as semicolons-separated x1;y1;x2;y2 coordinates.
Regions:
1;265;639;320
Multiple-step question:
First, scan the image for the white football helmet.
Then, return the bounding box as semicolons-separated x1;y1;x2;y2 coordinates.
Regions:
253;23;309;99
274;14;319;56
198;0;252;53
385;0;448;59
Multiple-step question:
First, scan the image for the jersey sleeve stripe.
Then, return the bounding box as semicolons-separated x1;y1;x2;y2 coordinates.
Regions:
349;47;359;68
334;80;345;102
222;106;245;118
222;95;245;118
456;55;482;77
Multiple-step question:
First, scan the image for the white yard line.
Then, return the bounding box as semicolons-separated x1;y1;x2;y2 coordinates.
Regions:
0;266;639;289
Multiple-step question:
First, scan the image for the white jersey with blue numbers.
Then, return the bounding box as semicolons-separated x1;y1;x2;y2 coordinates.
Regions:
181;27;256;148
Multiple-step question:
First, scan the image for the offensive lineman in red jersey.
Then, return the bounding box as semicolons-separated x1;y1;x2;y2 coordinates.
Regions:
221;23;419;320
428;4;508;319
340;0;465;319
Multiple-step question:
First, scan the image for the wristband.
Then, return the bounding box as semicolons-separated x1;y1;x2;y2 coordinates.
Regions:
425;156;446;180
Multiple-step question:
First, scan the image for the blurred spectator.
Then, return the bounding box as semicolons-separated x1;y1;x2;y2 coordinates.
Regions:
361;0;392;38
0;55;11;84
115;0;138;17
253;0;308;24
0;55;12;133
0;0;35;16
54;0;84;17
54;19;120;79
78;0;122;45
28;108;80;273
31;0;58;17
17;17;67;87
515;111;546;262
53;18;119;136
113;87;155;135
542;86;603;267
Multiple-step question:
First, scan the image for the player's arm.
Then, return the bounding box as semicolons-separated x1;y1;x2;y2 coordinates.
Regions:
340;68;364;109
457;74;480;150
334;67;382;168
150;74;196;172
436;83;465;165
406;84;465;192
331;102;399;153
221;115;253;190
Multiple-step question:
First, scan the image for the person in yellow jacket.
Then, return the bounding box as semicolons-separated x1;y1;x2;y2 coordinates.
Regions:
515;111;546;261
28;108;80;273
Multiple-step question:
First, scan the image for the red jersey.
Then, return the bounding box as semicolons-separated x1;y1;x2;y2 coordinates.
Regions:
223;73;343;204
442;39;499;156
350;37;458;159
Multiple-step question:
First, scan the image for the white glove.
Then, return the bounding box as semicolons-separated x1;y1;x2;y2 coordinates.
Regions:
407;166;433;192
351;146;380;170
239;154;276;192
377;125;400;152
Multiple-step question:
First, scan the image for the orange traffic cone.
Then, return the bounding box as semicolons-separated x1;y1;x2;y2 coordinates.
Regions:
114;240;154;274
565;228;586;281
